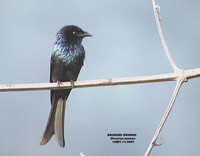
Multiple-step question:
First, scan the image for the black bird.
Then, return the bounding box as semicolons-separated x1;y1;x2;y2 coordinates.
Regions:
39;25;92;147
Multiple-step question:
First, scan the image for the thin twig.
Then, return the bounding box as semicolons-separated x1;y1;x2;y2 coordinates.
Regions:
152;0;180;72
80;153;85;156
144;78;184;156
0;68;199;92
144;0;193;155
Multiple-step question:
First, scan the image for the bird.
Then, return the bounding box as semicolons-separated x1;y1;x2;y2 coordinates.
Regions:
39;25;92;148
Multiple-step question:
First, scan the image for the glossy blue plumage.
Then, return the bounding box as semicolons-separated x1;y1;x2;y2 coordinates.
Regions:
51;36;85;83
39;25;91;148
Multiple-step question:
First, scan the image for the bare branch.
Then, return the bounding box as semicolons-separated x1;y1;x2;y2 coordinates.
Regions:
80;153;85;156
143;1;199;155
144;78;184;156
152;0;180;72
0;68;199;92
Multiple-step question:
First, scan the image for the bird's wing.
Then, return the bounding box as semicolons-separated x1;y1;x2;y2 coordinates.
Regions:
50;52;55;83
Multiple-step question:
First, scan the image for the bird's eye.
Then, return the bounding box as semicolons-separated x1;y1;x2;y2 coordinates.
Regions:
72;31;76;35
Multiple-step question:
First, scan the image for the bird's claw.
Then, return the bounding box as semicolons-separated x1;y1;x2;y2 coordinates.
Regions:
57;81;63;87
70;80;75;88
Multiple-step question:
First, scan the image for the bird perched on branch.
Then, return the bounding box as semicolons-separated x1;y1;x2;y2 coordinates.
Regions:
39;25;92;147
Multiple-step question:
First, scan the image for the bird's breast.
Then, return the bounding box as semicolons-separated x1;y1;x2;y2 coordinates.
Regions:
54;44;84;66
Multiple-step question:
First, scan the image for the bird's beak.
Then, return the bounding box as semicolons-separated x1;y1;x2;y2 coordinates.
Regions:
79;31;92;38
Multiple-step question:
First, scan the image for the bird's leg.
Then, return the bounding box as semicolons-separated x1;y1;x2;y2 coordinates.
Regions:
70;80;75;88
57;80;63;87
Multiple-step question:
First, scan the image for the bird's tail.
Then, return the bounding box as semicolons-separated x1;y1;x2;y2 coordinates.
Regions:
39;97;66;147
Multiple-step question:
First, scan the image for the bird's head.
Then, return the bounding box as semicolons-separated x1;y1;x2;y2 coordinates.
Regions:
57;25;92;44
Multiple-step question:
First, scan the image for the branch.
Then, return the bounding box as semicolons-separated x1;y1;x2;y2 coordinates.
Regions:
0;68;199;92
144;78;184;156
80;153;85;156
152;0;180;72
144;0;194;155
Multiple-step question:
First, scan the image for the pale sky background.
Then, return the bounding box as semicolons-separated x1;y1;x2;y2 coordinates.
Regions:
0;0;200;156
